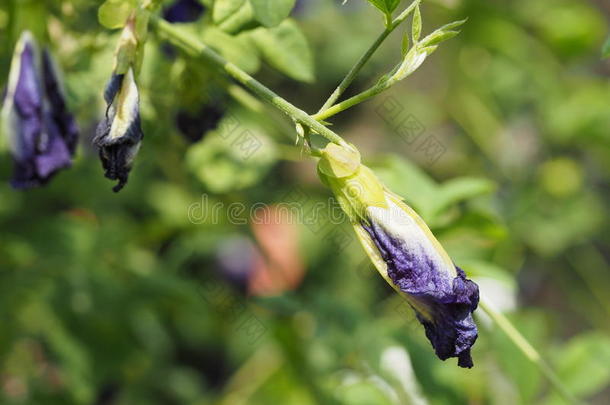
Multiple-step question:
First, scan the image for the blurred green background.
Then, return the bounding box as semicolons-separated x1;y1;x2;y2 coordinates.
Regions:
1;0;610;404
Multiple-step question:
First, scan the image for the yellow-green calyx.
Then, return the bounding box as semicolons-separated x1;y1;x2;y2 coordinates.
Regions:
317;143;387;223
113;6;151;76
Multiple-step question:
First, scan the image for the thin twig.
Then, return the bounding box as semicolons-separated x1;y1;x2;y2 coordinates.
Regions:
479;296;582;405
152;17;350;150
316;0;421;114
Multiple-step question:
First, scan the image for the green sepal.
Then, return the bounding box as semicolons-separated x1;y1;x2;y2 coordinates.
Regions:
98;0;136;30
318;143;361;178
113;19;138;74
317;144;387;223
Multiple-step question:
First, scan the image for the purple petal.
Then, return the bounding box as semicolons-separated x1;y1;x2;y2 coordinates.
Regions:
42;49;79;155
163;0;205;23
364;221;479;368
11;40;42;164
94;73;144;192
5;36;78;188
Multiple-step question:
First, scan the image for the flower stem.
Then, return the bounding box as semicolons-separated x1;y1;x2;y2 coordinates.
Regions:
317;0;421;114
218;344;283;405
152;17;350;149
314;79;392;121
478;296;582;405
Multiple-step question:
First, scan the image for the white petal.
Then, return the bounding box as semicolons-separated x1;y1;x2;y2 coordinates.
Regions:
366;197;456;279
108;68;139;141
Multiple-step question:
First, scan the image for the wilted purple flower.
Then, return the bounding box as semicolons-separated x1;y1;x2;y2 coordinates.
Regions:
361;201;479;368
318;144;479;368
1;32;78;188
163;0;205;23
94;68;143;192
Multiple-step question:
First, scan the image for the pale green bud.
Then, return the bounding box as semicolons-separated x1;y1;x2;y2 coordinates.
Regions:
317;143;387;223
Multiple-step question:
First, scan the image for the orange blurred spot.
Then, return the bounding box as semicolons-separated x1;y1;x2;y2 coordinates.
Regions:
249;205;304;296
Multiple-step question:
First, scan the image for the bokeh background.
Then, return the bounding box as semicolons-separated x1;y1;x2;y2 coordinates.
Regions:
1;0;610;404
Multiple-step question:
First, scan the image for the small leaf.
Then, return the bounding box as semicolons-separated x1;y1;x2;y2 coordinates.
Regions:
602;35;610;59
250;19;314;82
420;45;438;56
421;30;460;47
553;333;610;398
213;0;245;24
203;27;260;73
366;0;401;16
411;5;421;42
418;19;467;47
401;32;410;56
373;155;438;220
250;0;296;27
433;177;495;217
186;118;276;193
98;0;135;29
439;17;468;31
217;2;259;34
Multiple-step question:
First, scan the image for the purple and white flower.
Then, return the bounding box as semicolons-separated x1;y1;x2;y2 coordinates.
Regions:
318;143;479;368
358;196;479;368
94;68;143;192
1;31;78;188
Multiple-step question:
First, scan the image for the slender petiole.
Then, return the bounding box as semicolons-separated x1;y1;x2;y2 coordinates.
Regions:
479;296;582;405
151;17;351;150
317;0;421;114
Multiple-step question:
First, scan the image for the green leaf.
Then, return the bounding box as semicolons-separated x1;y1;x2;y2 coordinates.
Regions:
250;0;296;27
401;32;410;56
98;0;135;29
213;0;245;24
421;30;459;47
549;333;610;400
602;35;610;59
203;27;260;73
335;379;394;405
433;177;496;216
436;18;468;31
250;19;314;82
186;115;276;193
214;0;260;34
411;5;421;43
420;19;467;47
366;0;401;16
372;155;438;219
372;155;495;223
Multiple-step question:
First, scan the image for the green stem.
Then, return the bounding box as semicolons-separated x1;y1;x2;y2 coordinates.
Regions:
314;78;394;121
152;17;350;149
317;0;421;114
218;344;283;405
479;297;581;405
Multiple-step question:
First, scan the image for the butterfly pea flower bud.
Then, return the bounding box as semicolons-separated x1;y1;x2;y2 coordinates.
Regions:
1;31;79;189
318;143;479;368
95;15;147;192
94;68;143;192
